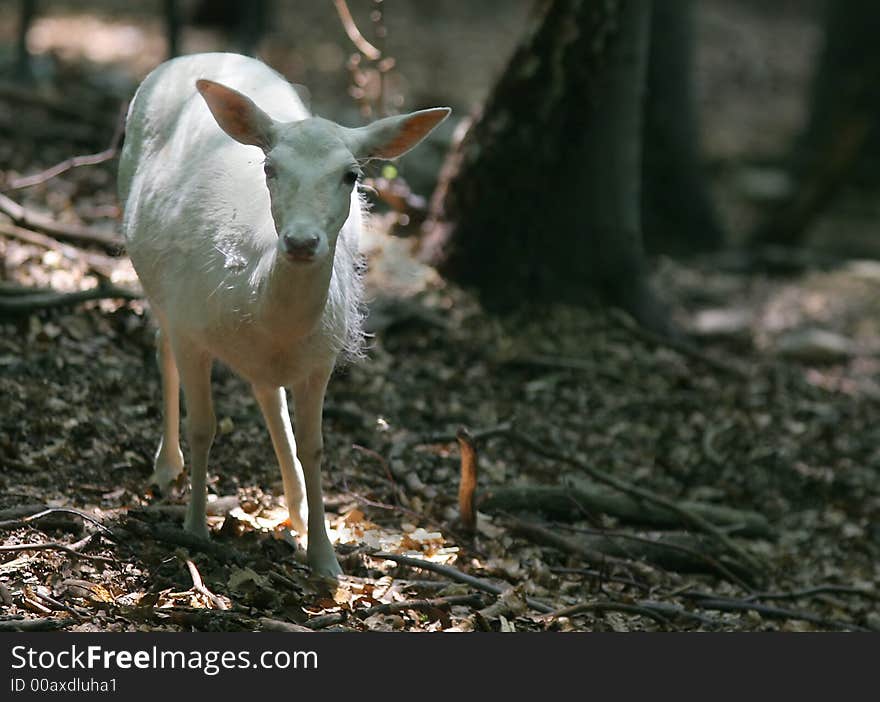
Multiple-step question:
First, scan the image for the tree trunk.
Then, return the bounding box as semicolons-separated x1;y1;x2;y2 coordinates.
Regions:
641;0;723;255
422;0;671;333
14;0;36;81
750;0;880;247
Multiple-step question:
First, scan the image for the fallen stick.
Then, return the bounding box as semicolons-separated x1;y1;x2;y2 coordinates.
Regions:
549;601;672;627
744;585;879;603
32;588;85;620
507;517;752;587
304;611;348;630
0;506;113;535
341;486;477;554
5;103;126;191
506;432;766;576
683;593;871;631
391;422;513;459
144;495;241;518
0;541;113;563
368;551;554;614
146;607;256;631
260;617;313;633
478;484;772;538
0;283;140;315
456;428;478;532
122;516;242;564
610;308;750;379
0;192;123;251
567;525;753;588
357;594;485;619
0;221;118;276
332;0;382;60
185;559;228;610
505;518;624;569
0;617;74;632
549;566;650;592
0;503;48;520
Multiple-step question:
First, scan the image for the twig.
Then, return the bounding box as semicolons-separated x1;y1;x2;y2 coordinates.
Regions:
0;507;113;535
632;600;723;627
0;192;123;251
0;503;50;519
4;102;127;191
32;588;84;620
0;221;118;276
357;594;485;618
367;550;554;613
477;483;772;538
332;0;381;59
505;517;625;569
549;566;651;592
549;601;672;628
506;432;766;576
744;585;879;603
338;475;478;552
138;606;256;631
0;283;140;314
122;516;242;564
351;443;399;502
260;617;313;633
304;611;348;630
0;541;113;563
610;309;750;379
392;422;513;457
0;617;74;632
556;524;753;590
683;593;870;631
456;427;478;532
185;559;228;610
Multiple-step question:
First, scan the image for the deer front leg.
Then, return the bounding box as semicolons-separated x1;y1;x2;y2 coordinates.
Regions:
173;342;215;540
149;327;185;490
252;385;308;536
292;365;340;577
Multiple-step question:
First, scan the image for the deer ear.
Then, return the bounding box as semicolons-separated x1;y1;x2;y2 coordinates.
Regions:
345;108;451;160
196;79;276;151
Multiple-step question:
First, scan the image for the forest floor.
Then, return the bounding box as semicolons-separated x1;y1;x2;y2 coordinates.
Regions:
1;1;879;633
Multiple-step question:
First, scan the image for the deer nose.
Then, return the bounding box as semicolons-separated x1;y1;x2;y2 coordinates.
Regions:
281;231;320;261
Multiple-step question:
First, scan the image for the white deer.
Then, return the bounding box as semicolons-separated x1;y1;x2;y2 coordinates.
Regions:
118;53;449;575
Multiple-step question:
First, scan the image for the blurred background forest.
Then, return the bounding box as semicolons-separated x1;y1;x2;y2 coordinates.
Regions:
0;0;878;633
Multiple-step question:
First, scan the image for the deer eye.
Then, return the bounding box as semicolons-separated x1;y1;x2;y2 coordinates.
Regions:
264;162;276;179
343;170;359;186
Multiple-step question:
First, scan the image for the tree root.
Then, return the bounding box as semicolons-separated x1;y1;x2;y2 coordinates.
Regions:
478;484;772;538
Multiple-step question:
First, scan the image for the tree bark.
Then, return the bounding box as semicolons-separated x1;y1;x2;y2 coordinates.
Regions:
422;0;671;334
641;0;723;255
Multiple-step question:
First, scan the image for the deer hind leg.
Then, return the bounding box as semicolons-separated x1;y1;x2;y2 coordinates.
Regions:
149;326;185;490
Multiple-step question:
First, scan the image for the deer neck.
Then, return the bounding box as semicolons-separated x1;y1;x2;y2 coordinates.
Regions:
259;244;335;341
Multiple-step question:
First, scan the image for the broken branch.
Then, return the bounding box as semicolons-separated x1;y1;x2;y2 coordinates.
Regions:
456;427;478;532
4;102;127;191
0;283;140;315
185;559;228;610
0;192;123;251
332;0;382;59
368;550;554;614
